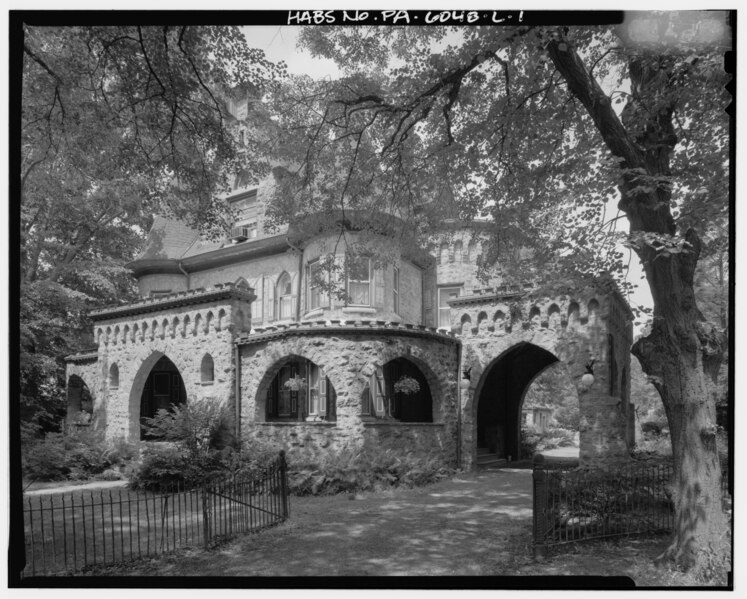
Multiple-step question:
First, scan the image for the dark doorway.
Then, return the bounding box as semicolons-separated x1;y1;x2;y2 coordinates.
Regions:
140;355;187;439
67;375;93;424
476;343;559;460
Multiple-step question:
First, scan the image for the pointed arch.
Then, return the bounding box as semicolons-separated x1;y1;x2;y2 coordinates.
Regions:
123;324;130;344
193;313;202;336
205;311;214;333
161;318;169;339
113;325;120;345
477;311;488;332
182;315;191;337
130;352;187;441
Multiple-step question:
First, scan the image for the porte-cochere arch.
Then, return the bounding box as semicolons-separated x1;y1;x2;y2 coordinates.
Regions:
473;342;560;461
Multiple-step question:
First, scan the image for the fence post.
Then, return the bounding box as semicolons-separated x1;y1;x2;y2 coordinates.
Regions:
202;485;211;549
532;453;548;561
279;450;289;519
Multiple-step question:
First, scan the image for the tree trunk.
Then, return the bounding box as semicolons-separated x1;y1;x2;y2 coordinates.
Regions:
547;35;729;571
633;271;727;568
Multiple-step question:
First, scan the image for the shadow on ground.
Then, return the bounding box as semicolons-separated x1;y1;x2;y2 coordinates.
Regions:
107;469;533;576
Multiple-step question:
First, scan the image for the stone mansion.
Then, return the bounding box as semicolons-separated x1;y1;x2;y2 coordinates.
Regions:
65;178;635;470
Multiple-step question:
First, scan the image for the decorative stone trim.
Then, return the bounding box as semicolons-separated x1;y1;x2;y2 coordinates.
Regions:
255;421;337;428
64;350;99;363
90;283;256;322
362;421;445;427
235;322;460;346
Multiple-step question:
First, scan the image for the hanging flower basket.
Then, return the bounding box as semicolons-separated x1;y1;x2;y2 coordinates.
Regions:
284;375;307;392
394;375;420;395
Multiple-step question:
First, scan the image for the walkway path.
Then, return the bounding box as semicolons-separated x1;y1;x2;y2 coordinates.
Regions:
24;480;128;496
106;468;534;576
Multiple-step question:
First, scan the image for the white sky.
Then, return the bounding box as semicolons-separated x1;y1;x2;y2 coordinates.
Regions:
244;25;656;329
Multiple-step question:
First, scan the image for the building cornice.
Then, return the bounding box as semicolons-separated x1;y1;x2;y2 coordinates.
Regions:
236;321;460;347
89;283;256;322
448;285;531;307
65;349;98;363
126;234;290;276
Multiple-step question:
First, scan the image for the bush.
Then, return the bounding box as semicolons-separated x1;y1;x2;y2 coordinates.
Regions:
286;448;454;496
129;445;226;491
132;402;260;491
22;428;131;481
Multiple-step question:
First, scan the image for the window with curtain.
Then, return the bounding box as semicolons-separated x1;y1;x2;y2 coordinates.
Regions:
347;256;371;306
276;273;293;319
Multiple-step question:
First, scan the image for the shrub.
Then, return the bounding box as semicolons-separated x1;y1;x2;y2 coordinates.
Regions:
286;448;454;496
130;443;236;491
22;433;70;481
22;428;128;481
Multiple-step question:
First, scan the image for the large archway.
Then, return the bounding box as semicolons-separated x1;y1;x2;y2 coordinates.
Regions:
475;342;559;461
139;355;187;439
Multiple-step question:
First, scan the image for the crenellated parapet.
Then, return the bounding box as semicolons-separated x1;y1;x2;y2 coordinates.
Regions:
448;288;613;338
91;283;256;347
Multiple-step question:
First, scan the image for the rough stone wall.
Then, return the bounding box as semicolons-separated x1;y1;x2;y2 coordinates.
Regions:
434;229;498;291
454;291;632;470
239;328;460;468
91;296;249;443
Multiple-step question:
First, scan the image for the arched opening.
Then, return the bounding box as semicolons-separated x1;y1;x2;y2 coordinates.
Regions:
521;362;580;459
67;375;93;425
362;357;433;422
264;357;337;422
109;363;120;388
139;355;187;439
276;272;293;320
201;354;215;384
453;240;463;263
475;343;559;461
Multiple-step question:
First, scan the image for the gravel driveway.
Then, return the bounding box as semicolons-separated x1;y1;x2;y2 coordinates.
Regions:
106;468;534;577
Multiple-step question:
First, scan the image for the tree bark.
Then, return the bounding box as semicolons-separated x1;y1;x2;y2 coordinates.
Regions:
547;35;728;570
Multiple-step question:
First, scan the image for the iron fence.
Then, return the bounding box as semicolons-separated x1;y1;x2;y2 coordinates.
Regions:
532;456;731;559
23;451;289;576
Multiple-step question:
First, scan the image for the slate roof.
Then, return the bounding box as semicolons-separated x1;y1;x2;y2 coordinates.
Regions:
135;216;203;261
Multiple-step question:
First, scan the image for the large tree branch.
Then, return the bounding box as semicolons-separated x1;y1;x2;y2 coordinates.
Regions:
546;38;645;170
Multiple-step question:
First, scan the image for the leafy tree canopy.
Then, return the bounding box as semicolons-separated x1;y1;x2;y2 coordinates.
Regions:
20;25;285;433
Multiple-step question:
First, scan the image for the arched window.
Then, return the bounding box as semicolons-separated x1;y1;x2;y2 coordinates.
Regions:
439;243;449;265
276;272;293;319
109;363;119;389
453;240;463;263
266;358;336;422
361;357;432;422
201;354;215;384
467;240;477;263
